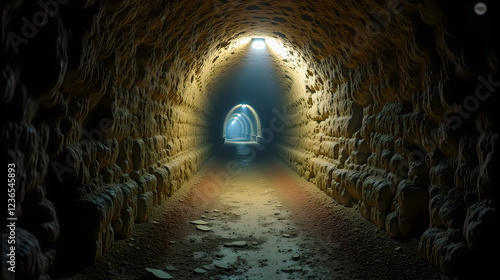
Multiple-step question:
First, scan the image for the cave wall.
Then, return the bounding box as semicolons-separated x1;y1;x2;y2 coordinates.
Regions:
2;0;222;275
2;0;498;279
272;0;499;276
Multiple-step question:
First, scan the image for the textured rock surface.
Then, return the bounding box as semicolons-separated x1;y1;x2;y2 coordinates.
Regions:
2;0;498;279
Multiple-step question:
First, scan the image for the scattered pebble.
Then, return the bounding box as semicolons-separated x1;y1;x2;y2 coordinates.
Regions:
215;263;231;270
215;253;224;258
196;225;212;232
203;265;212;270
281;267;293;273
213;209;220;212
169;241;176;244
291;254;300;260
282;234;291;238
292;265;303;271
252;242;259;245
395;246;403;253
193;268;207;274
151;221;160;225
145;268;173;279
232;241;247;247
190;220;209;225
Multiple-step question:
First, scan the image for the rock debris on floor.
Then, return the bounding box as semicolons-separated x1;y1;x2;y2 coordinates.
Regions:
72;157;447;280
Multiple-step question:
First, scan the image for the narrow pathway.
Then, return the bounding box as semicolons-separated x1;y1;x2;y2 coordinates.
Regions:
174;164;337;279
72;156;447;280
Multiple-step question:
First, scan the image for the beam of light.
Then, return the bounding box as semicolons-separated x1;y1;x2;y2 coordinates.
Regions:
252;40;266;49
265;38;289;58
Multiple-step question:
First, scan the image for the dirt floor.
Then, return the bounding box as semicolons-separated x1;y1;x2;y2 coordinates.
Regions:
68;153;449;280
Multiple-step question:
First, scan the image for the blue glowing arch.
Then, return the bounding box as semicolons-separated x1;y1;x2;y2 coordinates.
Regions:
223;104;261;143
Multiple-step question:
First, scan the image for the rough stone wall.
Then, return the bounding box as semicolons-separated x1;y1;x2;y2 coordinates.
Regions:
2;0;498;279
3;0;217;277
273;1;499;277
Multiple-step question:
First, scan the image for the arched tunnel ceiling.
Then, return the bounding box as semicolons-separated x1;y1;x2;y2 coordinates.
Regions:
68;0;478;115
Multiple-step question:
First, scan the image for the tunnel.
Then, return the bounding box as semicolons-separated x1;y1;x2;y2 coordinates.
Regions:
2;0;499;279
223;104;262;143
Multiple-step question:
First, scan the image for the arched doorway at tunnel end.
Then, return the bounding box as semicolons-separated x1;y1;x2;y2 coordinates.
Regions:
222;104;261;144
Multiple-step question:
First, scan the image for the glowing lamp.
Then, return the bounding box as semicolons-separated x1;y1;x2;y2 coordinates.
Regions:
252;40;265;49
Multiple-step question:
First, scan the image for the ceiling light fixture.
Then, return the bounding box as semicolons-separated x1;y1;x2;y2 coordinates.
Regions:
251;38;266;49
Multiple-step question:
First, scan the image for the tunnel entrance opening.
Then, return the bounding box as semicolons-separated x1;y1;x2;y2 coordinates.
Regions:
251;38;266;49
223;104;261;144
